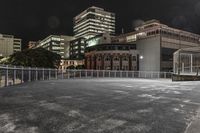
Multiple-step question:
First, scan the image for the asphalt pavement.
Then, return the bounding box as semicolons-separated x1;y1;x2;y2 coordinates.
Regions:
0;78;200;133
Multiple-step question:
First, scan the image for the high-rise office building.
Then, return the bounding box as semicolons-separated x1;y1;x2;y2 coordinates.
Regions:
70;38;86;60
36;35;74;59
0;34;22;57
13;38;22;53
74;6;115;39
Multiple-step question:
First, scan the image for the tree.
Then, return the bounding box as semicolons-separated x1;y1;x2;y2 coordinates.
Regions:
76;65;85;69
7;48;61;68
67;65;75;69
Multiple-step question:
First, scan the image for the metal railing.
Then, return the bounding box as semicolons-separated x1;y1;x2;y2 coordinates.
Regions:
59;70;172;79
0;65;172;88
174;66;200;76
0;65;57;88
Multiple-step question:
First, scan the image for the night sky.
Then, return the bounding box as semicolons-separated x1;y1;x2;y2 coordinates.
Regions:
1;0;200;48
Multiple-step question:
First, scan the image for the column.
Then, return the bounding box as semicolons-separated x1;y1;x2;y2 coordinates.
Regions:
85;56;88;69
120;55;123;70
129;55;132;71
90;56;92;70
110;54;113;70
94;55;97;70
101;54;104;70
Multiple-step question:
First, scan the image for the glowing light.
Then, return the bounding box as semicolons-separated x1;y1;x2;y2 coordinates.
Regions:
140;56;144;59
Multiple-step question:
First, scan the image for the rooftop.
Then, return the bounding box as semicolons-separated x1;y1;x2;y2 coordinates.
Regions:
0;78;200;133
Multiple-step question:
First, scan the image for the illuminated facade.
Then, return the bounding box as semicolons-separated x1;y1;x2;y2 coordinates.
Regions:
59;59;85;70
86;33;112;47
28;41;39;49
85;44;139;70
0;34;21;57
70;38;86;60
13;38;22;53
36;35;74;59
113;20;200;72
74;6;115;39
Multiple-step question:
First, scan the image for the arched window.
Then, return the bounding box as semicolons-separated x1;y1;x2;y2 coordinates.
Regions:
97;57;101;61
123;56;128;61
114;56;120;61
105;56;111;61
132;56;136;61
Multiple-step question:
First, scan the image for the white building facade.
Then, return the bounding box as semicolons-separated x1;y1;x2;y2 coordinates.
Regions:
36;35;74;59
74;6;115;39
0;34;21;57
113;20;200;72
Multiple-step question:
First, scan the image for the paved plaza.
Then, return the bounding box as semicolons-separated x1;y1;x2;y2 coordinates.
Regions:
0;78;200;133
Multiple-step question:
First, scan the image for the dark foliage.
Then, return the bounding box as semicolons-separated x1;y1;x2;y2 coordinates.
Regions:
76;65;85;69
7;48;61;68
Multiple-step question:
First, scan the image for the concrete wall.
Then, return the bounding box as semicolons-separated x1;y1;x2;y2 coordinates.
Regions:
136;36;161;71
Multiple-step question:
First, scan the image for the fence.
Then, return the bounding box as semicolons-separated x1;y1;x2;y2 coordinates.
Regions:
0;65;172;88
0;65;57;88
59;70;172;79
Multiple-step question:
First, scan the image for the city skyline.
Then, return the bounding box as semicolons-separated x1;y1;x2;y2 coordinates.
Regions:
1;0;200;48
